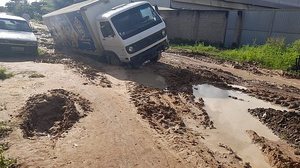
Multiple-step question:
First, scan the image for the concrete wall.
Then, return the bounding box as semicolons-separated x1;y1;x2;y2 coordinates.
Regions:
226;0;300;8
160;10;227;44
224;10;300;47
172;0;300;10
160;8;300;47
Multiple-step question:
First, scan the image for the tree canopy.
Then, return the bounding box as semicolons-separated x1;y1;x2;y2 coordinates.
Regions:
3;0;86;20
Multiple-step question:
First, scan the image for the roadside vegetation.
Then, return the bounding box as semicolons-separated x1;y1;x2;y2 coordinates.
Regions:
171;38;300;70
29;72;45;78
0;123;16;168
0;67;13;80
0;141;16;168
0;0;85;20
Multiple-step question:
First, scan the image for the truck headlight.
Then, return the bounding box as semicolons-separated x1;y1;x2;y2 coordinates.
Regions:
128;46;134;53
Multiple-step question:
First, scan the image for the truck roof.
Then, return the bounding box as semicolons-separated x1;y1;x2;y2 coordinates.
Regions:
43;0;99;18
100;1;149;19
0;13;26;21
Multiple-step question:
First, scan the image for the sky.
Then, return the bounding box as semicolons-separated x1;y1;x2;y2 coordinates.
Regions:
0;0;39;7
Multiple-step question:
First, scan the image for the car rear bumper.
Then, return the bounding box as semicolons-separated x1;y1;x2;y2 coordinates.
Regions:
0;44;38;56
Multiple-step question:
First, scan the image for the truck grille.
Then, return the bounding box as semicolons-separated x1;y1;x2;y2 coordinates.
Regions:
126;29;166;54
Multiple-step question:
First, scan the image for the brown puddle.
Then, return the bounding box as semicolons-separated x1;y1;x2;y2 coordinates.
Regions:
193;84;287;168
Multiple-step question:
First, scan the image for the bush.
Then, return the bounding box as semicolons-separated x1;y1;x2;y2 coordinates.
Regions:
0;68;13;80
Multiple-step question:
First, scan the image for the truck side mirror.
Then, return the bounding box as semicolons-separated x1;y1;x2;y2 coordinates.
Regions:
154;5;160;14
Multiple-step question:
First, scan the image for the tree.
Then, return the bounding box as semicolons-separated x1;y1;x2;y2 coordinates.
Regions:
0;6;6;12
5;0;31;16
45;0;86;11
3;0;86;20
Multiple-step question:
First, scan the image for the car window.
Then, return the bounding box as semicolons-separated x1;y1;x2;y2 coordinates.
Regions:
0;18;32;32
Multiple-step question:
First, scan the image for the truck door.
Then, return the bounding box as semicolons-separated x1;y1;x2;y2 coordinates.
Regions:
99;21;120;54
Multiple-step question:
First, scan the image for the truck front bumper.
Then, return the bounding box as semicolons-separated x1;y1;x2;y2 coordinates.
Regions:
129;40;168;66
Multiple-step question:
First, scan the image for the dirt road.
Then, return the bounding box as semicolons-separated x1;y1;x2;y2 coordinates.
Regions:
0;23;299;168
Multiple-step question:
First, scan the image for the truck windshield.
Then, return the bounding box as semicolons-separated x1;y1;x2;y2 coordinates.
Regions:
111;4;162;40
0;18;32;32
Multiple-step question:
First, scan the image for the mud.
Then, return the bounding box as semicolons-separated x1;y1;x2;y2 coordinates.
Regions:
36;51;112;87
248;108;300;147
1;21;297;167
247;130;300;168
243;82;300;111
129;84;250;167
19;89;92;137
152;62;241;95
130;83;215;132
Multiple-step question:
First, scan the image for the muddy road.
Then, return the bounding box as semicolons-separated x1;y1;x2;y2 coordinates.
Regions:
0;23;299;167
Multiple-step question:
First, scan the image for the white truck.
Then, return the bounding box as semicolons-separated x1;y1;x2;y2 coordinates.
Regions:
43;0;168;67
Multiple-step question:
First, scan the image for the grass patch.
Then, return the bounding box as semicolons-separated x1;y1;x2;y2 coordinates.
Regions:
0;122;12;139
37;48;48;57
171;38;300;70
0;151;17;168
29;73;45;78
0;68;13;80
0;123;17;168
0;143;17;168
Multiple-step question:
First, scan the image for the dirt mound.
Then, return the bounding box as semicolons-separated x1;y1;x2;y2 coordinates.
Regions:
19;89;92;137
247;130;300;168
248;108;300;147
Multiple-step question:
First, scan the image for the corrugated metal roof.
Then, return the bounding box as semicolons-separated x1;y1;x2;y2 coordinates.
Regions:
43;0;99;18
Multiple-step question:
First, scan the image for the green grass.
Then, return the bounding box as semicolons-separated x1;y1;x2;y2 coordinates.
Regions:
0;143;17;168
0;122;12;139
0;152;16;168
37;48;47;57
29;73;45;78
171;38;300;70
0;123;16;168
0;68;13;80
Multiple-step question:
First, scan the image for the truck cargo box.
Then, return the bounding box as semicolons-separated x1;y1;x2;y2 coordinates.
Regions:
43;0;129;55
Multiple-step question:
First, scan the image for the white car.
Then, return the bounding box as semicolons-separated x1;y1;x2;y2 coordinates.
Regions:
0;13;38;56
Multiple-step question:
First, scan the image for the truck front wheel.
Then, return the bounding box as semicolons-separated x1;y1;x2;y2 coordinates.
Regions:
105;52;121;66
150;52;162;63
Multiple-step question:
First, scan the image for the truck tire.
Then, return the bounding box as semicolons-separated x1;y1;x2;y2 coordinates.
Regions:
150;52;162;63
105;52;121;66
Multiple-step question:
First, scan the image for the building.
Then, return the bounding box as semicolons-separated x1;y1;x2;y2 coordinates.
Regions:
139;0;300;47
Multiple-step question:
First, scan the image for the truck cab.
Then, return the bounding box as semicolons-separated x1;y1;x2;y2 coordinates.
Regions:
97;2;168;66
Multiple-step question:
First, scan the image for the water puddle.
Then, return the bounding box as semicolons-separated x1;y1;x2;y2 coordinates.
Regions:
193;84;287;168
